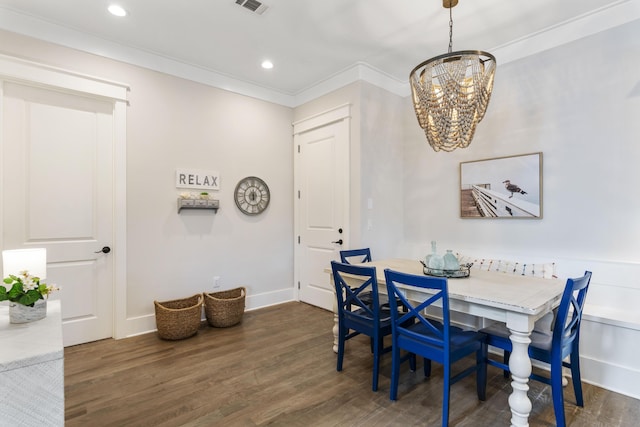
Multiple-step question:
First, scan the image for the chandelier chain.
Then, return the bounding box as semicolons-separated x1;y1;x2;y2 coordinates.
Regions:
448;6;453;53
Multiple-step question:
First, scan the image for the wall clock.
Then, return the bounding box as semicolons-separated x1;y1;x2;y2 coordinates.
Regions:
234;176;270;215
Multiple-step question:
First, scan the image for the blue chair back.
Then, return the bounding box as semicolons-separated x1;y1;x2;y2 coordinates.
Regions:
331;261;382;329
339;248;372;265
482;270;593;427
332;261;394;391
550;271;592;360
384;269;451;360
383;268;487;425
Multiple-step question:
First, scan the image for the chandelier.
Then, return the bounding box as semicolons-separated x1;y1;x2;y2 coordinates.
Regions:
410;0;496;152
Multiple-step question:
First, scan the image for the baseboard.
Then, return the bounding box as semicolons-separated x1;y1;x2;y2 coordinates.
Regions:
124;287;296;338
486;348;640;402
581;355;640;400
124;313;157;338
244;287;295;311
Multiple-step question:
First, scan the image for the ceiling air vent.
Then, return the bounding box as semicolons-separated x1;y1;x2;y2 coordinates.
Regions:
235;0;269;15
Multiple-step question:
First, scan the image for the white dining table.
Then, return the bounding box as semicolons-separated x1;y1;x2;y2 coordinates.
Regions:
327;258;565;427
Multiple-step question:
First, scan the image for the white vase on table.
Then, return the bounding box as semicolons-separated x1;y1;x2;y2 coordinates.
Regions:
427;241;444;273
443;250;460;271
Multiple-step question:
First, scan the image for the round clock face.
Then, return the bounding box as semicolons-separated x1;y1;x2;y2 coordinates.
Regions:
234;176;270;215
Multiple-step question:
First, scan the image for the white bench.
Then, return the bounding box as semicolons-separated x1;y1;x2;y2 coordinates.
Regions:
454;252;640;399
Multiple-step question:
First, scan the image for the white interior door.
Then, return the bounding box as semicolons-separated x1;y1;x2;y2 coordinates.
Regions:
1;81;115;346
294;106;350;311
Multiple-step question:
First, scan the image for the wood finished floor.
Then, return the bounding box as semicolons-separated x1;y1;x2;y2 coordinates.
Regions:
64;302;639;426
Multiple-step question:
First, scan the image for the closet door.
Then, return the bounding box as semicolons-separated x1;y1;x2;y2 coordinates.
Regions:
2;81;115;346
294;105;350;311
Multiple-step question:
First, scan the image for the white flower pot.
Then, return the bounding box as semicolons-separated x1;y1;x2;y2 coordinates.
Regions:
9;299;47;323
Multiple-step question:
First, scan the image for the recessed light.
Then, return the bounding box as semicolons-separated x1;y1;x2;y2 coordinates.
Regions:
108;4;127;17
261;60;274;70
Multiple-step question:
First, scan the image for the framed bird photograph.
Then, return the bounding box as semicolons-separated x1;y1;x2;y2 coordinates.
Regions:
460;152;542;219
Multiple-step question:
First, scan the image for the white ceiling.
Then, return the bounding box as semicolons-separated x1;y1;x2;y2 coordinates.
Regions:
0;0;635;106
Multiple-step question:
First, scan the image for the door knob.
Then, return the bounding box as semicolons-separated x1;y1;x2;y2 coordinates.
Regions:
331;239;343;245
95;246;111;254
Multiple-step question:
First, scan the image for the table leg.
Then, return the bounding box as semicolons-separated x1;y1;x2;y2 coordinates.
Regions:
332;289;339;353
508;328;532;427
332;311;339;353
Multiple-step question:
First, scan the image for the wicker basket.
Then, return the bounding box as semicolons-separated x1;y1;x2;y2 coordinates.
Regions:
154;294;203;340
204;287;246;327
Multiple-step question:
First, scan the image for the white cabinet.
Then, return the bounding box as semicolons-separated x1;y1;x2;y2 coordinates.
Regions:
0;300;64;426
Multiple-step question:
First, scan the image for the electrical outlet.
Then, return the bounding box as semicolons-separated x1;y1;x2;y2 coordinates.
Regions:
213;276;220;288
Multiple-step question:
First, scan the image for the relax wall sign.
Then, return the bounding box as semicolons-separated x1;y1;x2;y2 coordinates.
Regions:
176;169;220;190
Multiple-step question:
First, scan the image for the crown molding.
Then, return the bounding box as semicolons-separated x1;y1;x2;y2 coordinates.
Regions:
0;1;637;108
489;0;640;65
293;62;408;106
0;7;296;106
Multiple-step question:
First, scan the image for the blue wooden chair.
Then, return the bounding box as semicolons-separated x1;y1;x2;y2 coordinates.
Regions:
384;269;487;426
339;248;372;264
480;271;592;427
340;248;381;310
331;261;395;392
340;248;402;312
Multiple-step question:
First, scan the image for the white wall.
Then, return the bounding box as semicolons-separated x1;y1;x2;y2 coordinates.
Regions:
0;30;295;334
400;20;640;263
399;20;640;296
124;69;294;320
358;83;405;259
399;20;640;398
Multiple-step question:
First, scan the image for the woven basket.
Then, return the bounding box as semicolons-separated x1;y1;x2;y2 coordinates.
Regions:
154;294;203;340
204;287;246;327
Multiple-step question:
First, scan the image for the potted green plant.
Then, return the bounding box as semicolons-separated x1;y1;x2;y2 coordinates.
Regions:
1;271;59;323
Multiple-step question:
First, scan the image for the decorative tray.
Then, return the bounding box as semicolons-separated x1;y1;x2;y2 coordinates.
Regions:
420;261;473;279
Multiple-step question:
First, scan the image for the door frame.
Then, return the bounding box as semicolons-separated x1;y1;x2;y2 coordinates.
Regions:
0;54;129;340
293;104;351;303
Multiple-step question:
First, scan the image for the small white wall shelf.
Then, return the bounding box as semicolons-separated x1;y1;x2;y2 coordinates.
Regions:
177;198;219;213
